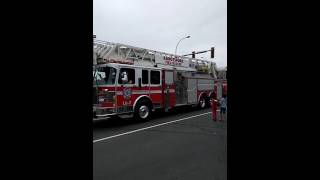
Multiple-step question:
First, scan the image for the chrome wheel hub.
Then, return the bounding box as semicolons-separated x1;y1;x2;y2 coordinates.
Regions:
139;105;149;119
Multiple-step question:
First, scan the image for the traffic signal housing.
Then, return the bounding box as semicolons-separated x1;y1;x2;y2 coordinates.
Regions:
211;47;214;58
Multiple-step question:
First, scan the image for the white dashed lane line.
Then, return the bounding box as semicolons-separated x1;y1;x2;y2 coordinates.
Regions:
93;111;212;143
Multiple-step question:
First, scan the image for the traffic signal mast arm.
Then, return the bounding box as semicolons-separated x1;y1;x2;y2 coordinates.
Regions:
183;47;215;58
183;50;209;56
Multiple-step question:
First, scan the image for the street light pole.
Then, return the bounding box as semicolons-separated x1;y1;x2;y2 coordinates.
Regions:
174;36;190;56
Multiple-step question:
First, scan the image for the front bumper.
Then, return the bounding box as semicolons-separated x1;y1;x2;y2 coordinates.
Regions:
93;106;117;120
93;105;134;121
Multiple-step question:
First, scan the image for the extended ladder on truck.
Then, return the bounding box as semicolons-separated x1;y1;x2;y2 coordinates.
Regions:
93;39;219;78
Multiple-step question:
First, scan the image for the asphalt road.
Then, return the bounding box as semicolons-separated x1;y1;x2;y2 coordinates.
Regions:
93;107;227;180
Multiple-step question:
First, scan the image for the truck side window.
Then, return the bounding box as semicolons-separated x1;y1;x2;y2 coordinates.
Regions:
142;70;149;84
151;70;160;85
118;68;135;84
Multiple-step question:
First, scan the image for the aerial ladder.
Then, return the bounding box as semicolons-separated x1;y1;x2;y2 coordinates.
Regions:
93;39;219;78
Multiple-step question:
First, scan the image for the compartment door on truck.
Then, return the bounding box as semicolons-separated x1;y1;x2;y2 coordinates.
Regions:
164;70;175;110
187;78;197;104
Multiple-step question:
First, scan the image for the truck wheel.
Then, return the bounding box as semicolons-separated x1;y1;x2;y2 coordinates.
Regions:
205;96;211;107
198;96;206;109
134;99;151;121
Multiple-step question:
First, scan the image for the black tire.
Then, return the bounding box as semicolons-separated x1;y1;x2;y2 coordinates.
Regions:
134;99;152;121
204;96;211;108
198;95;207;109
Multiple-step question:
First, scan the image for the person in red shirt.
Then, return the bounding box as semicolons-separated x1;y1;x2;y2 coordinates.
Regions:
211;92;218;121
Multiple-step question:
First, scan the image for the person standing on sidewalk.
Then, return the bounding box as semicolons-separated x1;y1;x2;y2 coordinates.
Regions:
219;94;227;121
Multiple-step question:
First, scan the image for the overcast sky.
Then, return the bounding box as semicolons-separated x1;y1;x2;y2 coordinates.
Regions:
93;0;227;68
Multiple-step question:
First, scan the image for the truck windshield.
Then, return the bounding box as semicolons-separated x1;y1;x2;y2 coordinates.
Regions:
93;66;117;85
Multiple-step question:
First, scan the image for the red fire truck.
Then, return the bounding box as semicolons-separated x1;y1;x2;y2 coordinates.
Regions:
93;39;226;121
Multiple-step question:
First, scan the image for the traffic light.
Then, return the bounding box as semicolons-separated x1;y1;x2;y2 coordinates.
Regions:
192;51;195;58
211;47;214;58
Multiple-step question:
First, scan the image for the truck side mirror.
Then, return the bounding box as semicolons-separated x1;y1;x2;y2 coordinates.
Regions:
138;78;142;88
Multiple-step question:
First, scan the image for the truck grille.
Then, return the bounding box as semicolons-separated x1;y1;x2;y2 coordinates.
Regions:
105;92;115;102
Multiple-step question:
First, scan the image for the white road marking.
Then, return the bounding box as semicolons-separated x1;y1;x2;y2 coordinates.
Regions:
93;111;212;143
